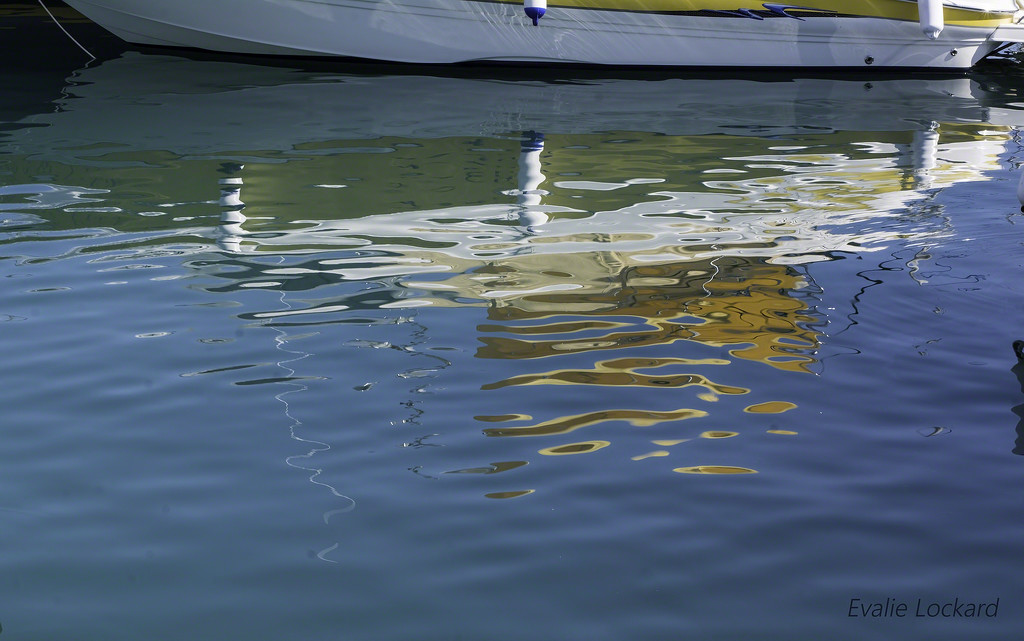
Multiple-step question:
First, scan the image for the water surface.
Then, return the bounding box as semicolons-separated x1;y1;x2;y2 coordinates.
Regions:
3;17;1024;640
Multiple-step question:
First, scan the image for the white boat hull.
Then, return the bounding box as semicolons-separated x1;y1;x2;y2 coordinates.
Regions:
63;0;1024;68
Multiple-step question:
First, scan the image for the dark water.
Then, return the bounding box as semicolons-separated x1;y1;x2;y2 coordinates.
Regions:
3;6;1024;640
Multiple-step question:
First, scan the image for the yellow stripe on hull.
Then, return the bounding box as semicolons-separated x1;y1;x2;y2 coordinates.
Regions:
495;0;1017;27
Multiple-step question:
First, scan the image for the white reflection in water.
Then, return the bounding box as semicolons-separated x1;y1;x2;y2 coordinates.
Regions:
186;118;1007;315
512;131;549;231
266;288;356;562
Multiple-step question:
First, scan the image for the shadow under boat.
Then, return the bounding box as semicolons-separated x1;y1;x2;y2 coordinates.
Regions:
6;50;1024;155
0;2;124;127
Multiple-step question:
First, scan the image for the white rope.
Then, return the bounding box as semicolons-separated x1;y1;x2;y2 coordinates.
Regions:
38;0;96;61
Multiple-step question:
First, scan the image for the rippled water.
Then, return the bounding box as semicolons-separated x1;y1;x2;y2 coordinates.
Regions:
4;9;1024;640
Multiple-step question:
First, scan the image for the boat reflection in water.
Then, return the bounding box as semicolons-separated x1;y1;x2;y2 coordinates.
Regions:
5;53;1023;495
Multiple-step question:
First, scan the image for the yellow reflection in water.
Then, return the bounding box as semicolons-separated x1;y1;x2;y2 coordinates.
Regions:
539;441;611;456
551;340;618;351
767;429;798;435
652;439;690;446
474;414;533;422
700;430;739;439
477;320;631;335
484;490;535;499
483;367;748;394
674;466;758;474
608;357;730;368
475;259;821;373
631;450;670;461
481;408;708;437
444;461;529;474
744;401;798;414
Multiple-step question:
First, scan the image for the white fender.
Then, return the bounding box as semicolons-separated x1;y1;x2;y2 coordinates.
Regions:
918;0;944;39
524;0;546;26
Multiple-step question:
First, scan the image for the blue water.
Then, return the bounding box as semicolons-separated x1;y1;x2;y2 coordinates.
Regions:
3;9;1024;640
